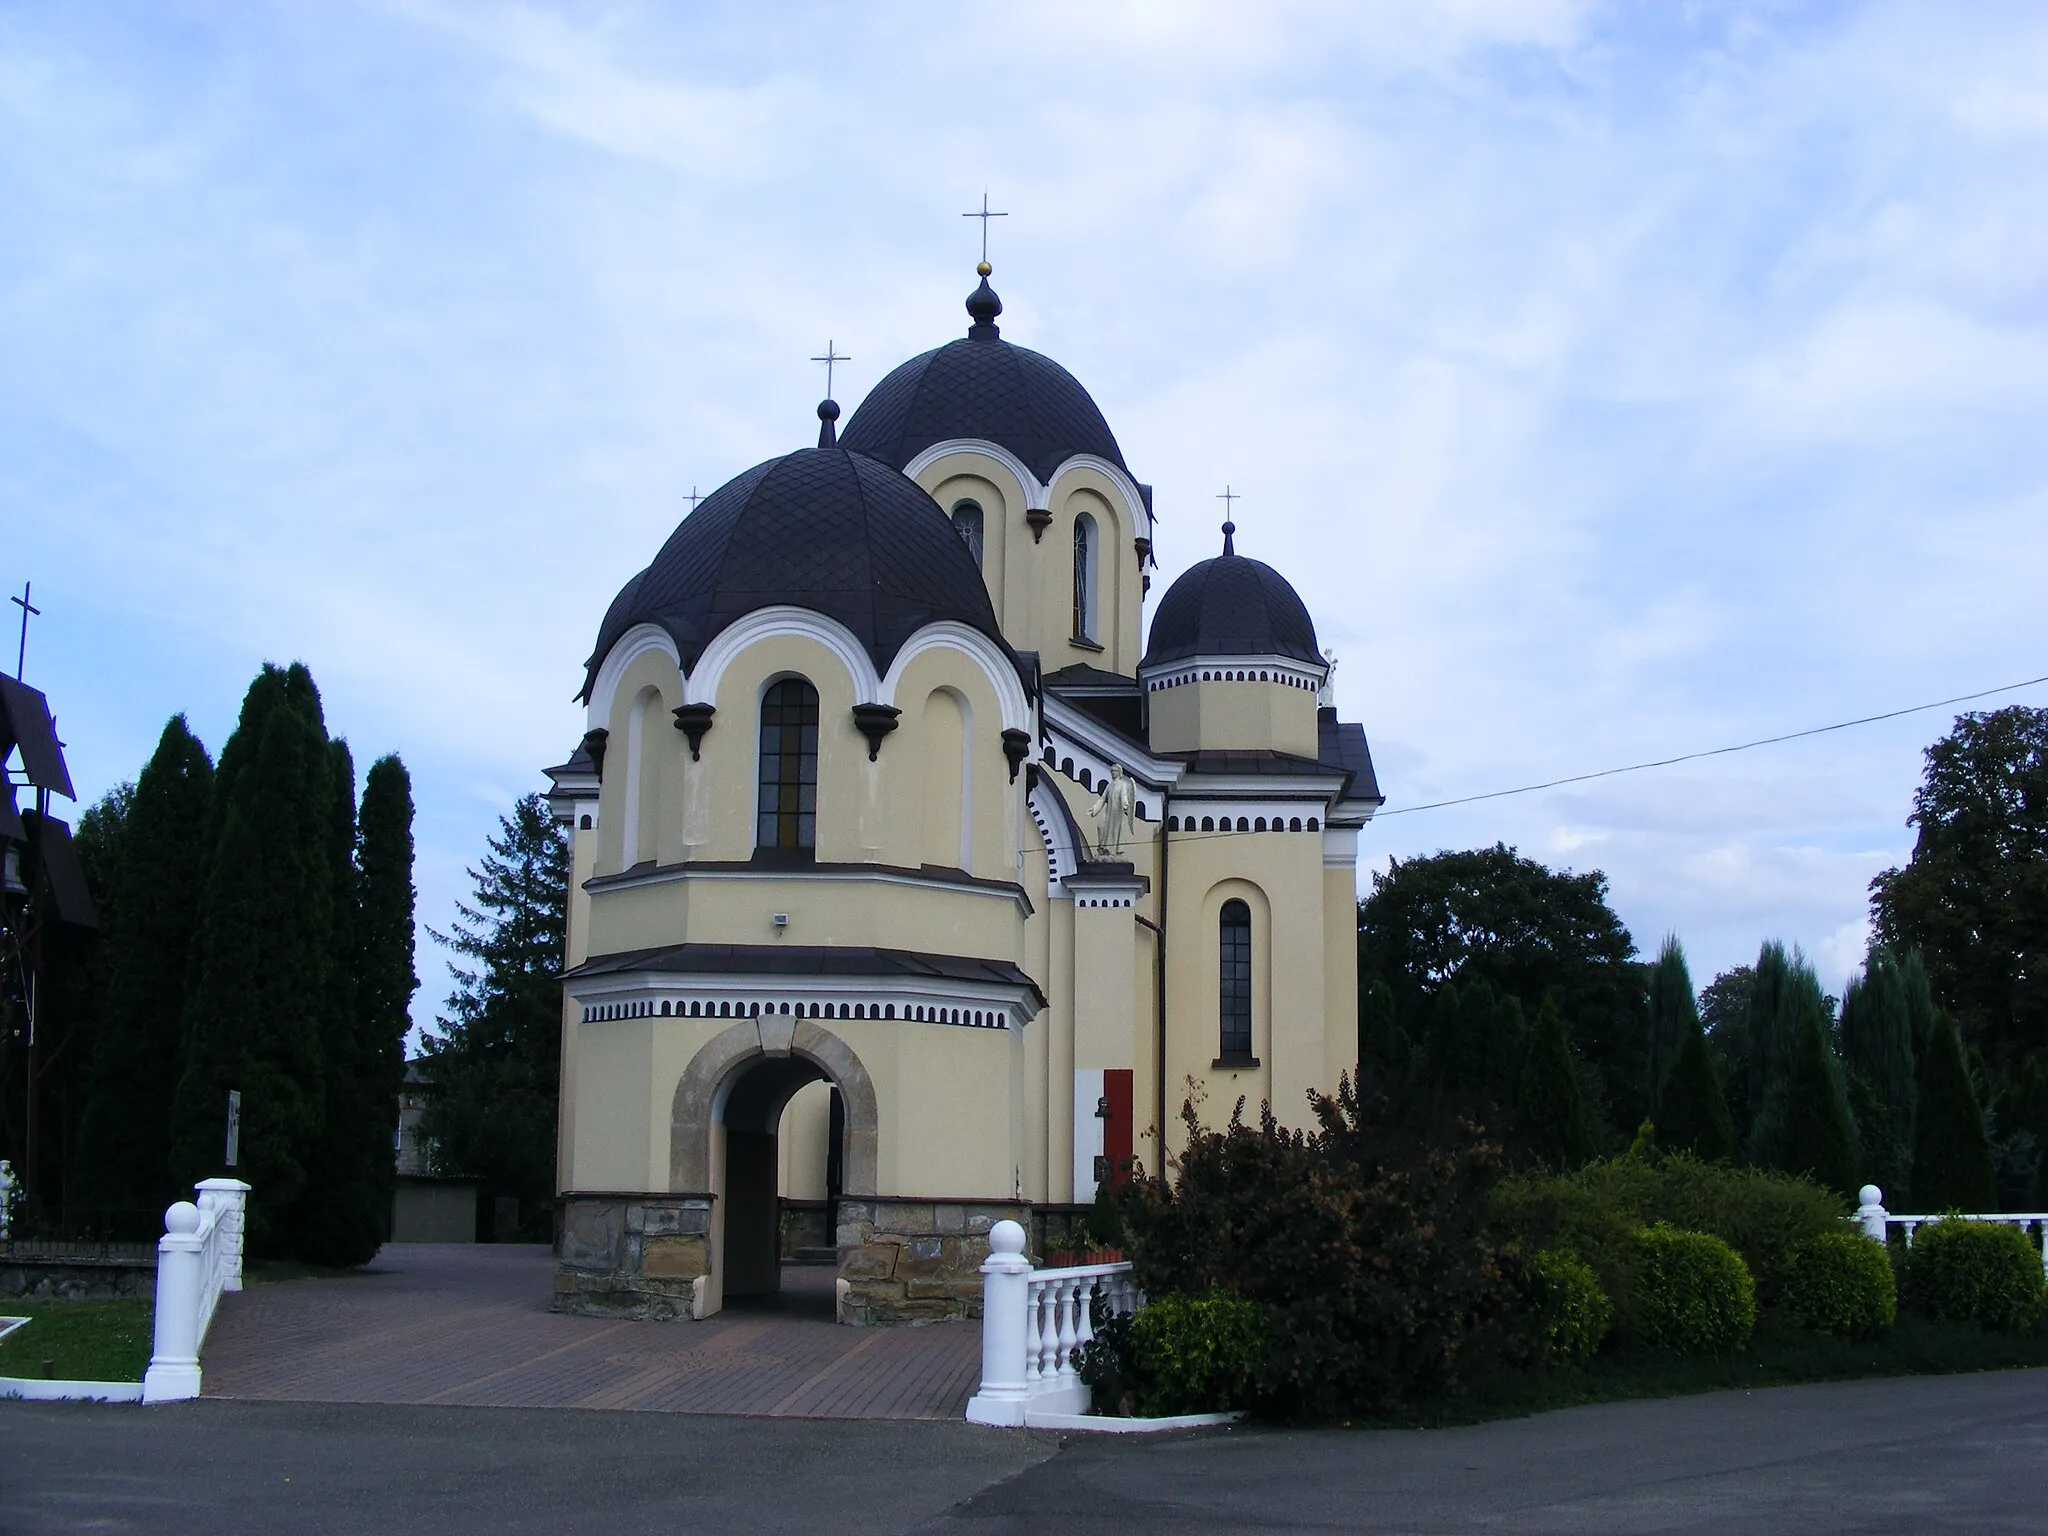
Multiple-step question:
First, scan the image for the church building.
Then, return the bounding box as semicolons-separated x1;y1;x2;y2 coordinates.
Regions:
545;260;1382;1323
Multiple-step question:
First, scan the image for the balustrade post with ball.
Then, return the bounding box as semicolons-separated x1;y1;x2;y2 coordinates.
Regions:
142;1201;206;1404
965;1219;1035;1427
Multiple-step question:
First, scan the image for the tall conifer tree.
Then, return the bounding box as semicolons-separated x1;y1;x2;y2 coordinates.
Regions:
1656;1016;1736;1162
170;665;336;1252
1782;1010;1859;1196
422;794;567;1229
1744;941;1795;1157
1840;946;1918;1197
74;716;214;1218
1911;1010;1997;1212
1645;935;1699;1113
1518;997;1598;1167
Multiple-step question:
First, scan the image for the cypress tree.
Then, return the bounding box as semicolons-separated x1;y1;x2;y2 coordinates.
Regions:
170;665;335;1252
1656;1017;1736;1162
74;716;214;1220
1489;994;1530;1106
1840;947;1918;1197
1899;949;1938;1057
1518;996;1598;1168
1358;977;1408;1072
1782;1009;1859;1196
1645;935;1699;1113
294;754;416;1266
1744;941;1795;1160
1910;1010;1997;1212
1423;984;1465;1089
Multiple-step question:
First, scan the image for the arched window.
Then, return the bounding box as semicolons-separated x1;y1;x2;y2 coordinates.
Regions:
756;678;818;855
1218;899;1253;1062
950;500;984;570
1072;513;1097;642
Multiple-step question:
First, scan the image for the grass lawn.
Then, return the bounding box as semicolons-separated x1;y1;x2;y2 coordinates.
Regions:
0;1300;154;1384
1341;1313;2048;1429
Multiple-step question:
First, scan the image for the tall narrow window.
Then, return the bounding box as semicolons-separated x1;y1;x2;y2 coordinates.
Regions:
756;678;818;855
1072;512;1097;641
951;500;984;570
1218;899;1253;1062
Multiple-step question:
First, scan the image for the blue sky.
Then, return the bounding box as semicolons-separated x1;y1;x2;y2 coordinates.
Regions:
5;1;2045;1037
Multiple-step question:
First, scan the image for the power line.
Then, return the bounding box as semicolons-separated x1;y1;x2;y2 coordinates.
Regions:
1376;671;2048;819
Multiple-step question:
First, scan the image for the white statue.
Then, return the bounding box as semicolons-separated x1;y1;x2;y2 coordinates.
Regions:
1089;762;1137;859
1318;649;1338;707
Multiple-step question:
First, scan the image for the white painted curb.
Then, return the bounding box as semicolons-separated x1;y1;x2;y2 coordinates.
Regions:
0;1375;144;1402
1022;1409;1242;1433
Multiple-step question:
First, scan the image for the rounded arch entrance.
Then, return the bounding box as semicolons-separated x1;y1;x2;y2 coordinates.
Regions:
669;1017;878;1318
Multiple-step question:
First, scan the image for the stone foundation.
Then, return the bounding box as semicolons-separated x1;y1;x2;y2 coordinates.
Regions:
2;1257;155;1303
836;1198;1026;1325
553;1194;713;1320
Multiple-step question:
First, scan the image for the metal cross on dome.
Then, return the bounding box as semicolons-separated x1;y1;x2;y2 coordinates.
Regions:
11;580;38;681
1216;486;1241;518
962;192;1008;264
684;486;704;510
810;340;849;400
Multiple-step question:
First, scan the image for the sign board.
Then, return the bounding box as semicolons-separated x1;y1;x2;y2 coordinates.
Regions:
225;1089;241;1168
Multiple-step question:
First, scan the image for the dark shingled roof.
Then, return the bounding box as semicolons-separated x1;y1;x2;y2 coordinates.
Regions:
840;276;1128;485
582;444;1008;699
1142;551;1322;667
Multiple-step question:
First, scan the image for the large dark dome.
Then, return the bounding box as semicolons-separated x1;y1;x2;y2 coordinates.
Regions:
582;442;1007;699
840;273;1127;485
1142;536;1321;668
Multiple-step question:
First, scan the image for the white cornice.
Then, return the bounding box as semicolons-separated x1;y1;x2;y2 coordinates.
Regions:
683;606;875;709
586;623;681;729
567;969;1041;1032
903;441;1155;543
1139;654;1327;694
880;620;1032;733
581;859;1035;916
1041;696;1183;791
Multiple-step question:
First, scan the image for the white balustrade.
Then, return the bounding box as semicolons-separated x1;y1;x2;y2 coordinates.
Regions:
966;1219;1142;1427
141;1178;251;1404
1854;1185;2048;1276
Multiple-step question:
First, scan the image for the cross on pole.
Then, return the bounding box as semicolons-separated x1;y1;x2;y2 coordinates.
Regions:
11;581;37;681
1216;486;1240;519
810;340;849;400
684;486;704;510
962;192;1008;264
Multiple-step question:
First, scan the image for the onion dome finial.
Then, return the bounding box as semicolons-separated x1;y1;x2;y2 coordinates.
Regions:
966;265;1003;341
816;397;840;448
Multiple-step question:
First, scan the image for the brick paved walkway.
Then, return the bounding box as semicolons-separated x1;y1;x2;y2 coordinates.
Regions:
201;1244;982;1419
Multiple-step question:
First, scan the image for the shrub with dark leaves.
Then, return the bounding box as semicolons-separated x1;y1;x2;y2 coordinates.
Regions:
1116;1072;1523;1419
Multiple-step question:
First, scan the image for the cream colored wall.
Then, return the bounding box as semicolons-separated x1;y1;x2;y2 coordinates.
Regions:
557;811;603;1191
565;1009;1026;1200
912;452;1146;675
778;1079;832;1200
1146;677;1320;757
1155;828;1331;1161
582;873;1022;964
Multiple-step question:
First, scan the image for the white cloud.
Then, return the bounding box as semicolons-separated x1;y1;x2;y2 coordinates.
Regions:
4;0;2044;1028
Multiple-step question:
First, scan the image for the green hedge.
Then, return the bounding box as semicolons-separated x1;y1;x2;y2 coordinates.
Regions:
1783;1231;1895;1339
1901;1220;2045;1333
1491;1152;1843;1332
1078;1293;1267;1417
1528;1248;1612;1364
1633;1225;1756;1354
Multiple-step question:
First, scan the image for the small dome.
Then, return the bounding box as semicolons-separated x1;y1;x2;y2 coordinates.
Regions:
582;443;1006;698
841;271;1127;484
1142;539;1321;668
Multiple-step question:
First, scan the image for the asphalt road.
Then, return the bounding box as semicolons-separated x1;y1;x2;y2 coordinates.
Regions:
6;1369;2047;1534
